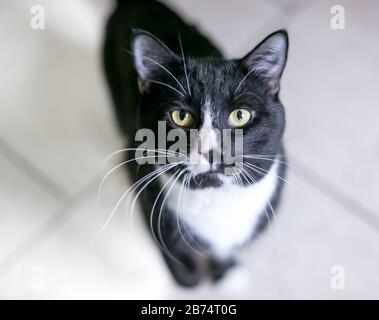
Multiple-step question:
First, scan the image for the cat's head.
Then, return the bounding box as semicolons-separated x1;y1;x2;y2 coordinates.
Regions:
131;29;288;188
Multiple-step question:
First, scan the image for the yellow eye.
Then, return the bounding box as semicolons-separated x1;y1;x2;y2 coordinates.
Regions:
171;109;194;127
229;108;252;127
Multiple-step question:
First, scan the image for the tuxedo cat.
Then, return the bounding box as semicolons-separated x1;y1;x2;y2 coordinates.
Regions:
103;0;288;287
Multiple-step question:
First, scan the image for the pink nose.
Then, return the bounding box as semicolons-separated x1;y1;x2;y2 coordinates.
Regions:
197;141;209;155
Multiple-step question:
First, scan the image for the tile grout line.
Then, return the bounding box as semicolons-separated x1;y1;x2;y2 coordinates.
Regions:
0;135;68;201
0;172;102;274
234;0;316;56
267;1;379;232
0;0;368;276
289;155;379;233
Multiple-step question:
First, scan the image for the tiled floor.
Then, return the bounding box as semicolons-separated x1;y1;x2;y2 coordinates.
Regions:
0;0;378;299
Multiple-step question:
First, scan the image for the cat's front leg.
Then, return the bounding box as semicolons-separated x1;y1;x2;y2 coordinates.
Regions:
160;230;202;287
208;256;236;282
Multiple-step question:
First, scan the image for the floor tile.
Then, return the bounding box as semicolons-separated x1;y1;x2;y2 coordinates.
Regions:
164;0;291;58
1;0;378;299
0;1;123;197
0;153;58;292
3;156;379;299
171;165;379;299
0;162;171;299
282;0;379;214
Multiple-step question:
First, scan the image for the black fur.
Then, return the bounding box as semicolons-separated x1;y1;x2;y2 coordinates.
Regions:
103;0;288;287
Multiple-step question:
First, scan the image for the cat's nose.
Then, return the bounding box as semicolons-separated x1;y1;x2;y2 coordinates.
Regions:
198;141;209;156
199;149;221;167
201;149;214;164
198;142;215;162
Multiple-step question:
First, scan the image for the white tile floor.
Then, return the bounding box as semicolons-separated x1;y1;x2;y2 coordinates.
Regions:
0;0;378;299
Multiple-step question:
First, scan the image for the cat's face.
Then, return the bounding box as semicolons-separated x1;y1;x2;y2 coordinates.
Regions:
132;30;288;188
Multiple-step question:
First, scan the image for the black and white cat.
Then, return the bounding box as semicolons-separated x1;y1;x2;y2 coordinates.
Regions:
103;0;288;287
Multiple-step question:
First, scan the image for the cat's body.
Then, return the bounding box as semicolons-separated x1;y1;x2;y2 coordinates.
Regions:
163;158;282;258
104;0;288;287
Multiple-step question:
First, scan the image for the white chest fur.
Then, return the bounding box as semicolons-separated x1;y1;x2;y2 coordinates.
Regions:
164;160;280;258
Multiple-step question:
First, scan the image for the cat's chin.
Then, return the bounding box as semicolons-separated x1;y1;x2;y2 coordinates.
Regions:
189;172;224;189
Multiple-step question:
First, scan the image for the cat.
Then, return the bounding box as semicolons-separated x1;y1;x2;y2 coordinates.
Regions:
103;0;288;287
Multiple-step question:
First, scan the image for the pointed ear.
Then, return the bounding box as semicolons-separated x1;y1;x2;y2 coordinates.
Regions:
241;30;288;94
131;29;178;92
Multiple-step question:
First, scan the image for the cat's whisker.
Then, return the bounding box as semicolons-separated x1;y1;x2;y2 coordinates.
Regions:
243;155;288;166
148;79;186;97
97;154;183;208
178;34;192;96
149;166;186;264
143;56;187;95
106;147;185;161
97;164;171;240
95;163;178;240
233;68;255;96
157;168;188;260
178;173;207;254
243;161;291;186
240;162;282;242
128;162;185;239
176;172;205;256
231;167;239;186
236;163;276;237
267;200;281;239
234;166;245;187
233;91;265;104
243;153;286;159
235;167;244;186
232;163;278;251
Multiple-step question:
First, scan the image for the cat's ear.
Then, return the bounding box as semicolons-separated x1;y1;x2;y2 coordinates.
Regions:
131;29;178;93
240;30;288;94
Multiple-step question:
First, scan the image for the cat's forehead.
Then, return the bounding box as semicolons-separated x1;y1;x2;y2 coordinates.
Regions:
187;59;240;94
182;59;248;117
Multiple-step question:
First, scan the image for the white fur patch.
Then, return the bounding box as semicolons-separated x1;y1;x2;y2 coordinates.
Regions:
165;159;280;258
188;99;220;175
198;109;218;154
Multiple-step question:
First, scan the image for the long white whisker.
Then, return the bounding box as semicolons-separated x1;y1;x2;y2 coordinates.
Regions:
149;166;185;264
97;154;184;208
236;165;273;249
178;34;191;96
128;163;182;241
148;79;185;97
243;153;285;158
233;91;266;105
176;173;201;254
241;163;281;232
95;163;178;239
237;163;280;246
234;68;255;96
157;168;187;259
177;172;205;255
232;166;243;186
143;56;187;95
237;164;272;225
267;200;281;240
243;155;288;166
106;148;185;161
243;161;291;186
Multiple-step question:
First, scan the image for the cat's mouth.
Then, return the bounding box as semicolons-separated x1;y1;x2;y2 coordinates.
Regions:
186;164;237;189
190;171;224;189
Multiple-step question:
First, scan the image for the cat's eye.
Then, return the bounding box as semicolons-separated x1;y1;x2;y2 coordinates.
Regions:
229;108;252;127
171;109;194;127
